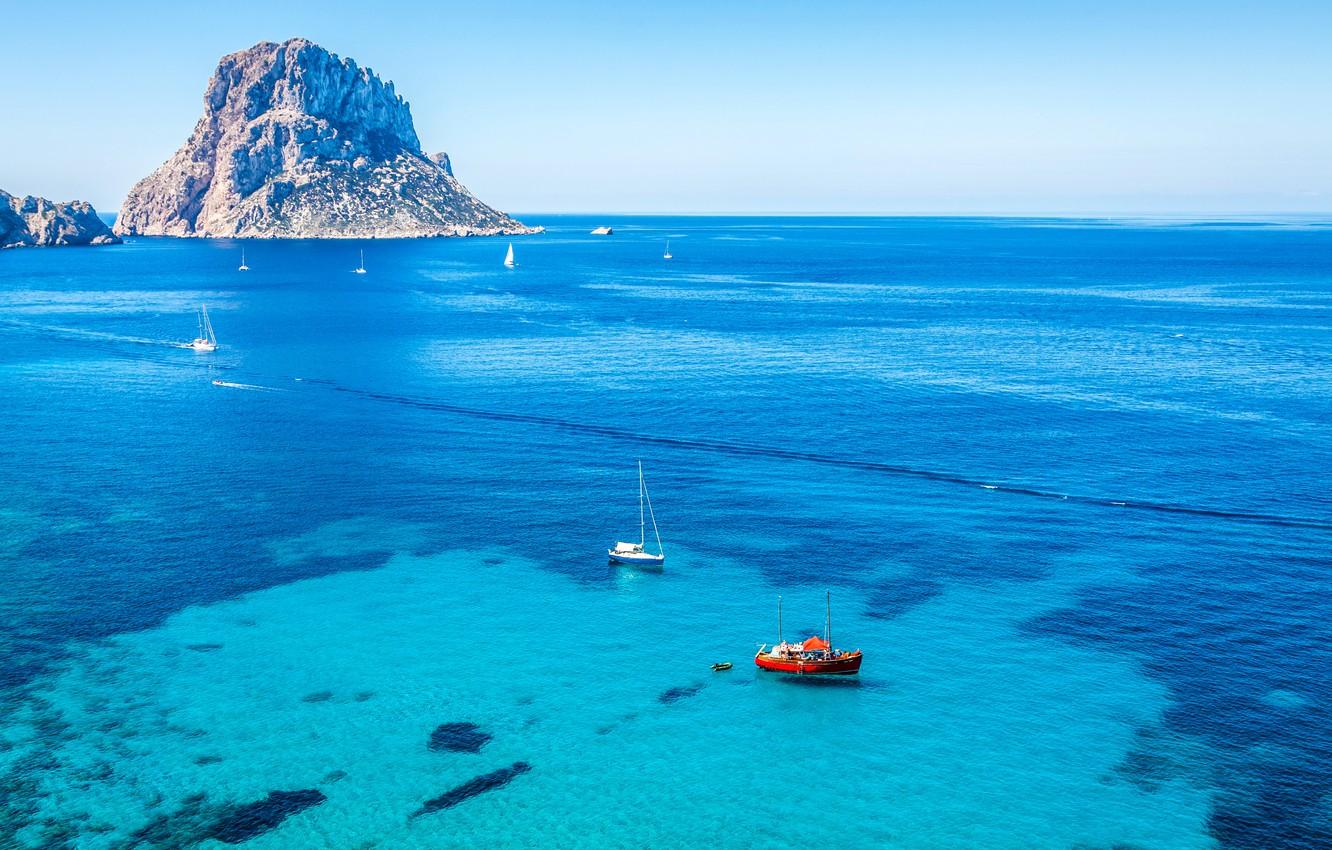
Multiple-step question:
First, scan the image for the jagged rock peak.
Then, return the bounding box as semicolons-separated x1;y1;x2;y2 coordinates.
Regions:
204;38;420;156
1;190;120;249
114;38;537;239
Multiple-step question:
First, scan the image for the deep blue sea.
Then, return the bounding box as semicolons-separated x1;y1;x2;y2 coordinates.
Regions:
1;215;1330;849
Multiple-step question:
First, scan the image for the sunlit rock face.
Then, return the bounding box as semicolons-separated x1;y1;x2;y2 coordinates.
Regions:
114;38;536;239
1;190;119;248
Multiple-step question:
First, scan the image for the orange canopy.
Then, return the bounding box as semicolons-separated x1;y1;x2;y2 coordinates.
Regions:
802;635;830;651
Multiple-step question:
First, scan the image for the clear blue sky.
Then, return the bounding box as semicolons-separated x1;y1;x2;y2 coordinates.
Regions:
3;1;1330;214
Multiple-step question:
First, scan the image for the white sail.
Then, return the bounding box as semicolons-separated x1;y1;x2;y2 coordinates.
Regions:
504;243;515;267
190;304;218;351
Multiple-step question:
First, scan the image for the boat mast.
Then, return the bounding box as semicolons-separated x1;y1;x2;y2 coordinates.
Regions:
197;307;204;340
778;595;783;644
825;590;831;649
637;460;645;548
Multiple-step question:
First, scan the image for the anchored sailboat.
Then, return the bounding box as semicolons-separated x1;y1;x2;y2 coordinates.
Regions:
238;248;249;272
663;240;672;260
189;304;218;352
354;249;367;274
755;592;862;675
504;243;516;268
608;461;666;567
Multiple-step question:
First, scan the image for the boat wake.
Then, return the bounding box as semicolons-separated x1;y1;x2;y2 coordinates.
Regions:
18;325;1332;533
211;380;280;392
310;383;1332;532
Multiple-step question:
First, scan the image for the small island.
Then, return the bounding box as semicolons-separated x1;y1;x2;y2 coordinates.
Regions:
1;190;119;249
114;38;538;240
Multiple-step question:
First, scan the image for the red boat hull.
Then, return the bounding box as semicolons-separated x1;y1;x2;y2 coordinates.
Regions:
754;650;862;675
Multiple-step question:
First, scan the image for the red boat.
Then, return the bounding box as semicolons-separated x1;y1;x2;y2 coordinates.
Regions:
754;592;862;675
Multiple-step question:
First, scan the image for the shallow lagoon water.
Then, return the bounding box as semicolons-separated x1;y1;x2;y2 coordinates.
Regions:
5;536;1211;849
1;216;1330;848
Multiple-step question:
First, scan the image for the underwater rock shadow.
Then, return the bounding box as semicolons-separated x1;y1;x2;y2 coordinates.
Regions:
410;762;532;819
123;789;326;848
428;722;491;754
209;789;328;844
657;683;705;704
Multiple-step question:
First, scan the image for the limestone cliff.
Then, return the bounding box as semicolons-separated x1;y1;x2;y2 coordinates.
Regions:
1;190;119;248
114;38;535;239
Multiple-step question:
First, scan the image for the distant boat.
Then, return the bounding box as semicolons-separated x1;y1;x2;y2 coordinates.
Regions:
608;461;665;567
663;240;672;260
590;226;613;236
354;249;367;274
504;243;516;268
190;304;218;352
755;593;862;675
238;248;249;272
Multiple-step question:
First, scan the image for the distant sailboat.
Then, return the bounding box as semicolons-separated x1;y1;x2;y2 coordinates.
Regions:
354;249;367;274
590;226;613;236
504;243;516;268
663;240;672;260
238;248;249;272
190;304;218;352
608;461;666;567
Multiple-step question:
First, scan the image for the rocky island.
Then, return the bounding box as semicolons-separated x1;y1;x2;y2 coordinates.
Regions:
114;38;536;239
1;190;119;249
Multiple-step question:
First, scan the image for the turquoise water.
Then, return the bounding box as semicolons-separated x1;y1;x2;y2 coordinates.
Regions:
1;217;1330;848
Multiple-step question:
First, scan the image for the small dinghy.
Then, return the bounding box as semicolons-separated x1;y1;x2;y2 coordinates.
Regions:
607;461;665;567
711;662;733;672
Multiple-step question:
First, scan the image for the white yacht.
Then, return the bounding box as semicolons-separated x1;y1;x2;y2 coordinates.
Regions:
238;248;249;272
353;249;367;274
504;243;516;267
190;305;218;352
663;240;672;260
590;226;613;236
608;461;666;567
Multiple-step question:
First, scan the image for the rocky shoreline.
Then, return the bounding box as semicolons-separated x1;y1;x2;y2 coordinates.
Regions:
1;190;119;249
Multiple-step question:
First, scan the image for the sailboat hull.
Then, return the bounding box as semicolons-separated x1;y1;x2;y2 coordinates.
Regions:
608;550;665;567
754;650;862;675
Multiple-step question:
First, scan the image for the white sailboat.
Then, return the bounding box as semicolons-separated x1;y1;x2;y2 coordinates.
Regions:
608;461;666;567
238;248;249;272
663;240;672;260
354;249;367;274
504;243;516;268
190;304;218;352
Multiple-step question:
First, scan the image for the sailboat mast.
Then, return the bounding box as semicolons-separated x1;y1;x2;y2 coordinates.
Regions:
197;307;204;340
778;595;784;644
638;461;645;547
826;590;831;649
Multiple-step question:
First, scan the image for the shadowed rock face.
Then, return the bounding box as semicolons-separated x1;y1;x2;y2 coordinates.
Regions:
1;190;119;248
114;38;537;239
411;762;531;818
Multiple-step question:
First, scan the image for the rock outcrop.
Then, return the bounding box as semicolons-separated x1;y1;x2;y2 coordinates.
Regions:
1;190;120;248
114;38;536;239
